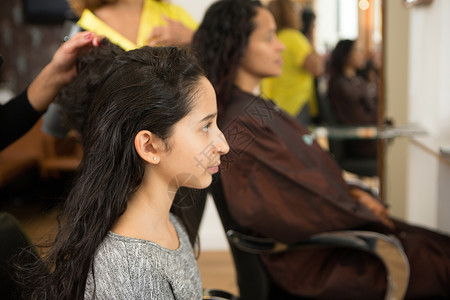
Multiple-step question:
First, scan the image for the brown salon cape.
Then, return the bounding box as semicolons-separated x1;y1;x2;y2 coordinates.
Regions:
328;74;377;158
218;87;450;299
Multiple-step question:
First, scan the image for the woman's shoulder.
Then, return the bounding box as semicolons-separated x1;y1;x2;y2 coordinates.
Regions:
222;89;265;118
220;88;281;132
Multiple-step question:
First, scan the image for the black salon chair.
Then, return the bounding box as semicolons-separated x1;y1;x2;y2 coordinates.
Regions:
316;94;378;177
209;176;409;300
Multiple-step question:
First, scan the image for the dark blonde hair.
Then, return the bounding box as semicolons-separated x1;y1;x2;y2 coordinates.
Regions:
267;0;300;31
68;0;164;16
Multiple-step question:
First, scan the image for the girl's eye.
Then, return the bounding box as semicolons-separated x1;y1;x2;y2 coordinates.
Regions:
202;122;212;132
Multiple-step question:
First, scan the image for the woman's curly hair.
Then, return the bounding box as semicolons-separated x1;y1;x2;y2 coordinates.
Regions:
191;0;262;113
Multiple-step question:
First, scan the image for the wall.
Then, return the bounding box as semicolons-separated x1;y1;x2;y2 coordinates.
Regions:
406;0;450;233
385;0;450;233
408;0;450;138
384;0;410;219
314;0;358;54
172;0;215;23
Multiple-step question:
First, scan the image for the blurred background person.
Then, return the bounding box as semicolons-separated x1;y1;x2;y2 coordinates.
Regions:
261;0;324;126
44;0;198;139
69;0;197;50
301;7;315;44
327;39;377;159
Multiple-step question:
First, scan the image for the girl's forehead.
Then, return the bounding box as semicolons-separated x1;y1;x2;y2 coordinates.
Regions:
183;77;217;118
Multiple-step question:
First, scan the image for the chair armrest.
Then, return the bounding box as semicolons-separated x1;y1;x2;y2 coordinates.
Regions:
226;230;288;254
226;230;369;254
226;229;409;300
203;288;239;300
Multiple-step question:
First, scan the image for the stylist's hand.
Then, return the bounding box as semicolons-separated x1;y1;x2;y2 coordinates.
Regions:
48;31;101;87
147;15;194;47
350;188;395;230
28;31;101;112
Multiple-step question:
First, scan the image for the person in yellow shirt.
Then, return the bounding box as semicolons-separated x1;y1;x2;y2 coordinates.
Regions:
68;0;197;51
44;0;198;138
261;0;323;125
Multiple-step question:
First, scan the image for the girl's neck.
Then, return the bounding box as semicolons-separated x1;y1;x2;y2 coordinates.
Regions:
111;173;180;249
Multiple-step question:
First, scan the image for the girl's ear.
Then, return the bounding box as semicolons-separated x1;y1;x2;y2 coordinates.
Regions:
134;130;162;164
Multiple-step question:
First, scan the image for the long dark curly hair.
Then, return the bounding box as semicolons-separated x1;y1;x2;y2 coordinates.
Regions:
191;0;262;113
16;42;205;299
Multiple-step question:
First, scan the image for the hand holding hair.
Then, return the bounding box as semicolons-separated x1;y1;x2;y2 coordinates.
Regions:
27;31;101;112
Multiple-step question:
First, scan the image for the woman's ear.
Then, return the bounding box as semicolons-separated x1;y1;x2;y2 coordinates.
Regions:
134;130;161;164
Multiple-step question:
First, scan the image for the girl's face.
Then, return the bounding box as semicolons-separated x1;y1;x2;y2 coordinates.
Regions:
158;76;229;190
238;7;285;81
347;41;366;70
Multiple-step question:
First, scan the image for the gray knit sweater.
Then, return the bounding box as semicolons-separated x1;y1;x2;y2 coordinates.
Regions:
84;214;202;299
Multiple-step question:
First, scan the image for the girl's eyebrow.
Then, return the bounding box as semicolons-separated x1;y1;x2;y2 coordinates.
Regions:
200;113;217;123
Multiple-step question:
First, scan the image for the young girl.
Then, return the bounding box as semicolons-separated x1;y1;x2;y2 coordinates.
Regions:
19;43;229;299
192;0;450;299
43;0;206;242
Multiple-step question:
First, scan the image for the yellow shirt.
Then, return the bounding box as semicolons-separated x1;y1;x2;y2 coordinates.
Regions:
77;0;198;51
261;29;317;117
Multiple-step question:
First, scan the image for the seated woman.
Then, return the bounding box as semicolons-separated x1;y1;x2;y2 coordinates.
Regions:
17;42;229;299
328;39;378;158
192;0;450;299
